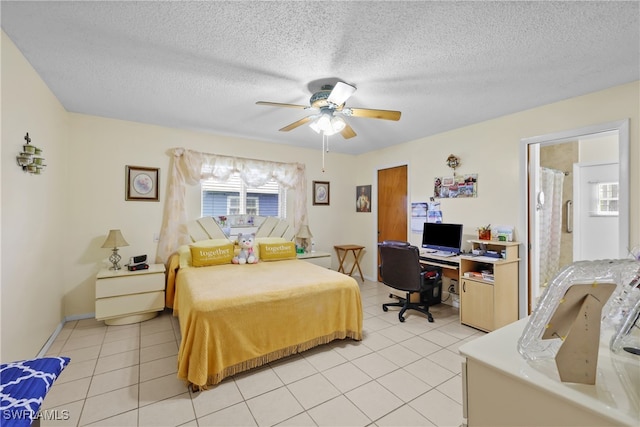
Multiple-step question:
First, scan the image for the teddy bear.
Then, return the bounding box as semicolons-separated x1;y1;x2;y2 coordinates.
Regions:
232;232;258;264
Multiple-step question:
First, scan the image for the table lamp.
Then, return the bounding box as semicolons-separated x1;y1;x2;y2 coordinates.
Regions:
101;229;129;270
296;224;313;253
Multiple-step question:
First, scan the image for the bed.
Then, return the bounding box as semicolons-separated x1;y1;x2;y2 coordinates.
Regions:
165;217;363;389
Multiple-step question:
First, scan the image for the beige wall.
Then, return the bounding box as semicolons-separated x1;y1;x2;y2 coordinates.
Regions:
353;82;639;280
2;28;639;362
1;32;69;362
63;114;357;319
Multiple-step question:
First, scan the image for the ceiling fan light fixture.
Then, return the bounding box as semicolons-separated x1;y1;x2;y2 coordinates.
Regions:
331;115;346;132
309;111;345;136
309;119;322;134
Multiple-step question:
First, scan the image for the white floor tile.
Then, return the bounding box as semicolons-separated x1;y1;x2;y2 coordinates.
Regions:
246;386;304;426
138;392;195;427
139;354;178;382
352;352;399;379
94;349;140;375
307;395;370;427
234;365;284;400
427;348;465;375
270;354;318;385
196;402;257;427
404;358;457;388
322;362;372;393
374;404;436;427
286;373;340;409
436;375;463;404
88;365;139;397
79;385;138;426
85;409;138;426
345;380;404;421
191;379;244;418
139;373;189;407
409;389;464;427
377;368;432;402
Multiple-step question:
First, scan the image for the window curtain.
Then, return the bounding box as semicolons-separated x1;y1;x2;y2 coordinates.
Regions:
538;167;565;286
156;148;307;263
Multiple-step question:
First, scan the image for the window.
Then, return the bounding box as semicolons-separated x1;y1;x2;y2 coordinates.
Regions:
594;182;619;216
201;174;286;218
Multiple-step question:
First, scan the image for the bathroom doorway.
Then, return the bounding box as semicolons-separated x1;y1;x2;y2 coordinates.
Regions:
520;120;629;314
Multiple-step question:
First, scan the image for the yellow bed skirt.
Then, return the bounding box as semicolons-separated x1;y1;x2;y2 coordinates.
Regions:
171;259;363;388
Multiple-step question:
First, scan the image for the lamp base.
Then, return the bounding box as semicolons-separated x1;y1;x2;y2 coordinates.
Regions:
109;249;122;270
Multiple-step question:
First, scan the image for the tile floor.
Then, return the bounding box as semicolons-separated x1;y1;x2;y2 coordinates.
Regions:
42;279;485;427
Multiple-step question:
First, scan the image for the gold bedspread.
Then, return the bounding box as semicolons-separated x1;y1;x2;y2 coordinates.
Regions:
172;259;363;387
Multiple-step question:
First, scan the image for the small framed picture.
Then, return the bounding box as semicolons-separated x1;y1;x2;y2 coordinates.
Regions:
126;166;159;201
312;181;330;205
356;185;371;212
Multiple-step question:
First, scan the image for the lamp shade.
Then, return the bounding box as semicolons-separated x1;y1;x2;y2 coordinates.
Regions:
296;224;313;239
101;229;129;248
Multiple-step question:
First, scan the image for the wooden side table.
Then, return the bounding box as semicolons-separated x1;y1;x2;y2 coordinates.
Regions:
334;244;365;282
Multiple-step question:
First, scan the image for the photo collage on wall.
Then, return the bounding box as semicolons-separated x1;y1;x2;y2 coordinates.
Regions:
434;174;478;198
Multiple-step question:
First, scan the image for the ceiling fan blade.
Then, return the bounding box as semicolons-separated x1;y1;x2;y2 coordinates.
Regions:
340;123;357;139
256;101;308;109
348;108;401;121
279;116;313;132
327;82;356;106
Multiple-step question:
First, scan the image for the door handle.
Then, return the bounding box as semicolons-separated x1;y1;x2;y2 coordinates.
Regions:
463;281;466;293
566;200;573;233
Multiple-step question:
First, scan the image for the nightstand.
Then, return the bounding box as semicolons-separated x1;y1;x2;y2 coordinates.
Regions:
297;251;331;268
95;264;166;325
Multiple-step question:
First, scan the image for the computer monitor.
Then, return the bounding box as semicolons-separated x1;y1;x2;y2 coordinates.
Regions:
421;222;463;254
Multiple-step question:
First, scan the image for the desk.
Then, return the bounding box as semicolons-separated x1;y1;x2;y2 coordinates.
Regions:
334;244;365;282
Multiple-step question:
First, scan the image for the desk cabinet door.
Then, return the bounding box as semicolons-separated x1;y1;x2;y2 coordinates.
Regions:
460;279;494;332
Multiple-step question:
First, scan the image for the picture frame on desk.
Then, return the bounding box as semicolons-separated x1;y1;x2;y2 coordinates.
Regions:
126;165;159;201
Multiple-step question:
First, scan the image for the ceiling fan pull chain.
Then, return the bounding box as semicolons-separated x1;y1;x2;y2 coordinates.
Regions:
322;134;329;172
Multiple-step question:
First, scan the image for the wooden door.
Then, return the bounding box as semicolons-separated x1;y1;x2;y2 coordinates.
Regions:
377;166;408;281
377;165;408;244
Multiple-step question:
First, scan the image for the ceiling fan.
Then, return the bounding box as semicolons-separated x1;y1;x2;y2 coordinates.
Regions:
256;82;401;139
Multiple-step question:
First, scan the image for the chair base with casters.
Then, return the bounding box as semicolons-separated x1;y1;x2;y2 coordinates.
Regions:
383;291;434;323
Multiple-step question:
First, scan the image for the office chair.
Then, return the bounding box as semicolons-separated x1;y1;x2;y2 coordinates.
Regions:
378;240;440;323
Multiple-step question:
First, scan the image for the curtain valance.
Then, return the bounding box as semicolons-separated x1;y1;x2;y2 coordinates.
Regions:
156;148;307;263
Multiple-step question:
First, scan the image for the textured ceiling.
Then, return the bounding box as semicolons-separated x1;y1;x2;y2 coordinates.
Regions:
2;1;638;155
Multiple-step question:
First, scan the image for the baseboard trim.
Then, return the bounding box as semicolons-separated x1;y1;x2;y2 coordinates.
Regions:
36;313;95;358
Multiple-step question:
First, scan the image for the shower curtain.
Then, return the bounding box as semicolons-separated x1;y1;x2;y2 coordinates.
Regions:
539;167;565;286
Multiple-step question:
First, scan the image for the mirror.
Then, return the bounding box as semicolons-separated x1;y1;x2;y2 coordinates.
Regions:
520;120;629;314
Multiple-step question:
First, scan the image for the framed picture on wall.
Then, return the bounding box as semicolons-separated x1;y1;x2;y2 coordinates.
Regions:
356;185;371;212
312;181;330;205
126;165;159;201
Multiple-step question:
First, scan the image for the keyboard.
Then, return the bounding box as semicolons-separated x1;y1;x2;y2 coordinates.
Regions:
420;256;459;267
433;251;457;257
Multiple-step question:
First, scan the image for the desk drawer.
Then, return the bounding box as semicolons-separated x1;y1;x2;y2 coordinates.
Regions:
96;291;164;320
96;272;164;298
